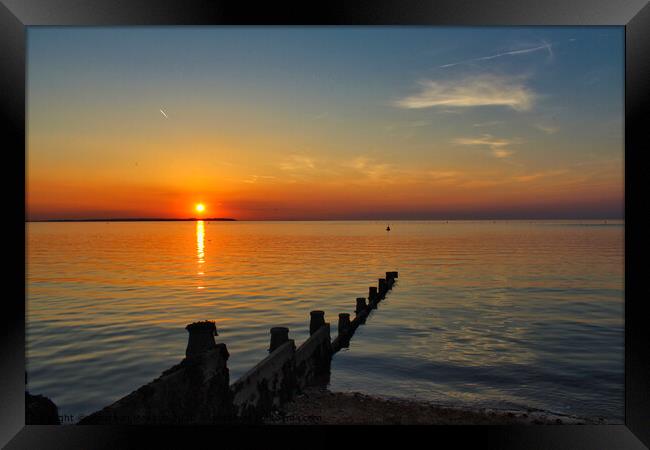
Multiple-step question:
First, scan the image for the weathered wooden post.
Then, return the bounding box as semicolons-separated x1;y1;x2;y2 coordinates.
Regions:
378;278;387;297
185;321;217;358
386;272;395;288
355;297;367;314
338;313;351;336
310;310;325;335
269;327;290;352
83;321;233;424
368;286;378;304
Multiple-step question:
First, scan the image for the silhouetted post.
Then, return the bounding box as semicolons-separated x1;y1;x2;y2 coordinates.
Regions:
378;278;387;296
368;286;378;304
269;327;289;352
185;321;217;358
386;272;395;288
310;310;325;335
338;313;351;336
355;297;367;314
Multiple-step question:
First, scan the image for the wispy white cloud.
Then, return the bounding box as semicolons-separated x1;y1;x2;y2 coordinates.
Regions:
344;156;391;180
438;41;554;69
346;156;371;170
534;123;559;134
492;148;514;158
512;169;567;182
279;155;316;171
242;175;277;184
395;74;535;111
385;120;430;132
452;134;521;158
473;120;504;128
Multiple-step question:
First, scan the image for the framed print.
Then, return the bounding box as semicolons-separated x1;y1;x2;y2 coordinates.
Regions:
1;1;648;448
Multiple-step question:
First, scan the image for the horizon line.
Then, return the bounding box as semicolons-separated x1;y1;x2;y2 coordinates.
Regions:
26;217;624;223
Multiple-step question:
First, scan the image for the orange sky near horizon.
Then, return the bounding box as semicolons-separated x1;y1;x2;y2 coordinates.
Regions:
27;157;622;220
26;27;624;220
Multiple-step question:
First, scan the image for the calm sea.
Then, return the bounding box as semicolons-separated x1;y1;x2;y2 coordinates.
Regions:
26;220;624;422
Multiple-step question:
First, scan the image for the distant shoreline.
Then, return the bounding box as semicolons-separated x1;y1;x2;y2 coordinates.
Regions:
27;218;237;223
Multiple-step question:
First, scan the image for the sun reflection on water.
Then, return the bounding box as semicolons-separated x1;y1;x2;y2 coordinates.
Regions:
196;220;205;288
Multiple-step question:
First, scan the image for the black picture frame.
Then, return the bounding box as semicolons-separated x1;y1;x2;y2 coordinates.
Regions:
2;1;648;448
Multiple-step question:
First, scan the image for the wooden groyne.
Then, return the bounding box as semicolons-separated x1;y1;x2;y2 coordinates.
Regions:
79;271;398;424
332;271;397;352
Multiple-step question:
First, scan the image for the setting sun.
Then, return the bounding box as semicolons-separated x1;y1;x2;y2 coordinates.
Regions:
195;203;205;213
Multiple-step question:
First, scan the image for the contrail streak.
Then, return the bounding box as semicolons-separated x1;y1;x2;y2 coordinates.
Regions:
159;109;168;119
439;42;553;68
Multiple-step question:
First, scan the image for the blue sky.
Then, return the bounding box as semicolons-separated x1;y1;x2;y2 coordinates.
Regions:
27;27;624;219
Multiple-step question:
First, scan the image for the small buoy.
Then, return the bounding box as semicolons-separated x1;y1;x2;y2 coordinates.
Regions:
386;225;391;232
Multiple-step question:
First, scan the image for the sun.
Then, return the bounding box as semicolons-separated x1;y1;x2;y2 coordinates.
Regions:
195;203;205;213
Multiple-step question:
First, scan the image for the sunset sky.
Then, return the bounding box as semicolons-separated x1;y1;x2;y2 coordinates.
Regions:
27;27;623;220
